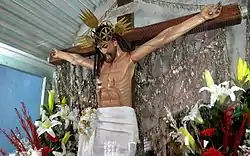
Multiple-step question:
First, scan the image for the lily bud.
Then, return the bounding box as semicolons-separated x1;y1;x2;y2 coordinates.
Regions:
237;57;249;82
179;127;197;151
48;90;55;113
203;70;214;87
61;97;67;106
62;132;71;144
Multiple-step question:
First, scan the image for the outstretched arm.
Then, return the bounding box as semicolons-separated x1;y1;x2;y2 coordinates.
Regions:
130;4;222;62
51;49;94;70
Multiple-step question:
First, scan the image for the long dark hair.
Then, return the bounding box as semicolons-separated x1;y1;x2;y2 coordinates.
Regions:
93;25;134;78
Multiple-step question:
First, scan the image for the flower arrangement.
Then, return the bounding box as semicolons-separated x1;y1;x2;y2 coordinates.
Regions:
0;102;51;156
0;89;98;156
78;107;97;137
165;57;250;155
0;91;81;156
35;90;79;156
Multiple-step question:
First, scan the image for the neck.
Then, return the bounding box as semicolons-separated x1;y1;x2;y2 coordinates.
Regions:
111;46;123;63
116;45;123;57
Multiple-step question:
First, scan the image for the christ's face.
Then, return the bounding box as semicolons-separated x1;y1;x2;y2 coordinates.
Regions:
98;40;117;63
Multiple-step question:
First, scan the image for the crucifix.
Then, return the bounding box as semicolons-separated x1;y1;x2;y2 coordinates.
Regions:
50;2;249;156
49;2;249;65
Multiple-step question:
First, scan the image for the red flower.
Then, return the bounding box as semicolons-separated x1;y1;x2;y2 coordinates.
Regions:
200;128;216;137
0;148;7;156
46;133;59;142
42;146;52;156
202;147;223;156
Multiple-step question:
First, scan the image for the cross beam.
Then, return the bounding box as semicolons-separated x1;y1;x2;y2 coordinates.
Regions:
50;3;244;65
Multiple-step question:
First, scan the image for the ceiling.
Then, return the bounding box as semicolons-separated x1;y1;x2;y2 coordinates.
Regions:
0;0;106;60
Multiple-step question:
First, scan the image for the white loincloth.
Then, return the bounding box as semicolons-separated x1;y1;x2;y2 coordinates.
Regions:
77;106;139;156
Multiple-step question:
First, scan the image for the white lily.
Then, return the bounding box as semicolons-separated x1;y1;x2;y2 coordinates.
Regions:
182;104;204;126
50;105;77;129
203;140;209;148
28;149;42;156
8;152;18;156
52;143;75;156
199;81;244;107
35;115;62;138
40;108;47;122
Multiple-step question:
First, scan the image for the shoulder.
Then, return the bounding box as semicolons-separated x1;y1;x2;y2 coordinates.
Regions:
128;51;136;64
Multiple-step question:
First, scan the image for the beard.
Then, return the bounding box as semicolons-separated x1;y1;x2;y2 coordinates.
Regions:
104;47;117;63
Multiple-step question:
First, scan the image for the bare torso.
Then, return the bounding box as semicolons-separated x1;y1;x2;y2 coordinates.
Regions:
97;52;135;107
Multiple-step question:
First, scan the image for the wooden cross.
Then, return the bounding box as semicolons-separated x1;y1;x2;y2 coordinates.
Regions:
49;2;247;65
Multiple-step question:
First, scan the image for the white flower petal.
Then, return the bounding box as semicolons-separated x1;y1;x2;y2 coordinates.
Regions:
62;143;67;155
65;106;70;112
199;104;211;109
56;105;63;109
199;87;212;93
68;112;77;121
229;92;236;101
230;86;245;92
52;151;63;156
220;81;230;88
50;112;61;120
66;153;76;156
73;122;77;130
210;93;218;107
184;137;189;146
182;116;190;122
203;140;209;148
37;127;46;136
35;121;43;127
190;104;198;113
46;128;56;138
8;153;17;156
41;110;47;121
51;120;62;127
65;120;69;129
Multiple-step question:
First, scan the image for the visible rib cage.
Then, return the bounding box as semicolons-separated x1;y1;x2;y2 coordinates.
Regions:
98;53;135;107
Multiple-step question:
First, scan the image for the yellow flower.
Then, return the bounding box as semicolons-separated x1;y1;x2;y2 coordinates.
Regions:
48;90;55;113
237;57;249;82
237;57;244;81
179;127;197;152
247;68;250;82
203;70;214;87
62;132;71;144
